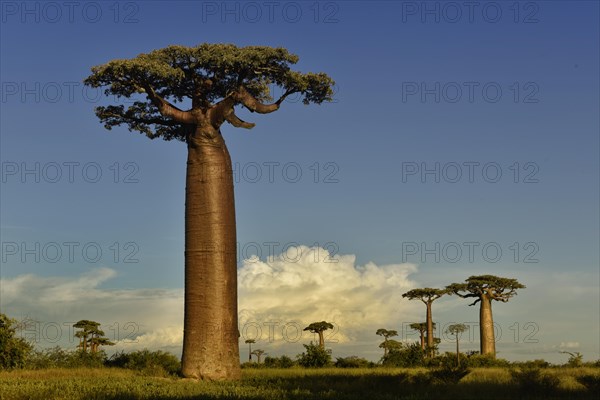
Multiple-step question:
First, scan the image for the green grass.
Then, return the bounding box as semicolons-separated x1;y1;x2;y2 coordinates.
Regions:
0;367;598;400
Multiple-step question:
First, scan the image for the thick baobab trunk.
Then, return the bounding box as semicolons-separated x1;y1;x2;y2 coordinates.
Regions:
479;295;495;357
426;302;434;357
181;132;241;380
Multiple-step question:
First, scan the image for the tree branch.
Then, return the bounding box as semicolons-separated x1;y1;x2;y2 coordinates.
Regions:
224;111;255;129
468;298;481;306
142;83;195;124
234;86;296;114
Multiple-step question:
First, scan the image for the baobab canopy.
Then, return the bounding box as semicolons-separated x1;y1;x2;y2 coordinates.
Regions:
84;43;335;141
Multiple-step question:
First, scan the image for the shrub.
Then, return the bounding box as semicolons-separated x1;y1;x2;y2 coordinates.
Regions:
334;356;373;368
297;343;331;368
382;342;425;367
264;355;295;368
106;349;180;376
464;353;510;368
577;374;600;392
513;359;550;369
0;314;33;369
511;367;560;394
430;365;471;384
424;352;468;369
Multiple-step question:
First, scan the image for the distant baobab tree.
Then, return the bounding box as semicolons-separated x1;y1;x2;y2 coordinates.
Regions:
73;320;114;353
402;288;448;356
447;275;525;357
376;328;398;357
409;322;436;351
84;43;334;380
251;349;266;363
244;339;255;362
304;321;334;349
446;324;468;367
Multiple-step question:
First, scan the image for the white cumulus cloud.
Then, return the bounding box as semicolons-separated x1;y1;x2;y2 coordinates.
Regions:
1;246;420;358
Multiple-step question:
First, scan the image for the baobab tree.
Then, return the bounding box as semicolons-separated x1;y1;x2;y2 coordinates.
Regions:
402;288;448;356
446;323;468;367
84;44;334;380
409;322;436;351
379;339;402;359
376;328;398;357
73;320;100;353
251;349;266;363
447;275;525;357
303;321;334;349
73;320;114;353
244;339;255;362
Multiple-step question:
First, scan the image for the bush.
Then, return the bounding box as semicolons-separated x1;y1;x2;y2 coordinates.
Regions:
106;349;180;376
577;374;600;392
0;314;33;369
382;342;425;367
297;343;331;368
511;367;560;394
263;355;295;368
424;352;468;369
464;353;510;368
513;359;550;369
26;347;106;369
334;356;374;368
430;365;471;384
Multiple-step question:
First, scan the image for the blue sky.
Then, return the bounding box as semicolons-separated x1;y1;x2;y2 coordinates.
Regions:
1;1;598;363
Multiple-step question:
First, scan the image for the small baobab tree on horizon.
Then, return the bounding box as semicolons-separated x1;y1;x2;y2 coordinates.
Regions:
447;275;525;357
84;43;334;380
304;321;334;350
402;288;448;357
409;322;436;351
251;349;266;363
446;323;468;367
244;339;255;362
376;328;398;357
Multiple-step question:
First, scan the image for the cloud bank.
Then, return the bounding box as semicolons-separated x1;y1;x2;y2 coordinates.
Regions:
0;246;418;356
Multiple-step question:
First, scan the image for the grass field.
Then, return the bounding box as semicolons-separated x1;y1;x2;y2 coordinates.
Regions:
1;367;599;400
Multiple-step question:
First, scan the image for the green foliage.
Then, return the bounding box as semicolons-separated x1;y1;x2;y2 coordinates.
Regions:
2;367;600;399
402;288;449;301
513;359;551;369
429;364;471;384
263;355;295;368
73;320;114;354
561;351;584;367
381;342;425;367
577;374;600;392
510;367;560;395
297;343;332;368
84;43;335;141
334;356;374;368
446;275;526;302
106;349;180;377
464;353;510;368
0;313;33;369
26;347;106;369
425;352;468;369
304;321;334;335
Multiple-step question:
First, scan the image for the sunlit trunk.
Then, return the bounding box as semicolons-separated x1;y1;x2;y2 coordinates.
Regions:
181;131;241;380
426;302;434;357
479;295;495;357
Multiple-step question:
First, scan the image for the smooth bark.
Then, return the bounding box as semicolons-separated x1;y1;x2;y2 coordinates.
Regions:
479;294;495;356
181;128;240;380
426;302;434;357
